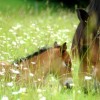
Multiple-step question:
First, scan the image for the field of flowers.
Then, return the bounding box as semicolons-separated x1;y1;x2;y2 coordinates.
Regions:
0;0;100;100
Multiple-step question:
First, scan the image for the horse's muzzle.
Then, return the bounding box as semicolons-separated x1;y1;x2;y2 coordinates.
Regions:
64;78;74;89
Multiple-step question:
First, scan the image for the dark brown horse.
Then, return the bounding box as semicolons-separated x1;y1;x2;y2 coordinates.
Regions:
71;8;100;92
0;42;72;88
88;0;100;26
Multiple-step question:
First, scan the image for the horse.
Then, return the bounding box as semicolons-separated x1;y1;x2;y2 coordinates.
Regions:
88;0;100;27
71;8;100;92
0;42;73;88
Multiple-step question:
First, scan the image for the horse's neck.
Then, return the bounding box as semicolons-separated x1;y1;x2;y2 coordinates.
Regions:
29;48;53;62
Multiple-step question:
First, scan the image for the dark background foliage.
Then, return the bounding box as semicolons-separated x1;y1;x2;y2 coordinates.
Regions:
28;0;90;8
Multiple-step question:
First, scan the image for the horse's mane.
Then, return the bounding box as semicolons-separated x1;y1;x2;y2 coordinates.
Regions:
13;45;61;64
13;46;50;64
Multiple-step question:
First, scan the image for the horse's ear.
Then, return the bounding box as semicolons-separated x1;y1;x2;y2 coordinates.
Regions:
76;8;89;22
61;42;67;53
54;41;59;47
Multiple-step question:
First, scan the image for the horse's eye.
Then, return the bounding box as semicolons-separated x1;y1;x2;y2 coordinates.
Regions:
66;63;70;68
65;61;71;68
65;63;68;67
62;61;71;68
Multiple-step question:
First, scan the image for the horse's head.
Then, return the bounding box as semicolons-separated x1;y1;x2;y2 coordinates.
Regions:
72;8;98;58
77;8;98;41
54;42;73;88
71;9;89;57
72;8;100;91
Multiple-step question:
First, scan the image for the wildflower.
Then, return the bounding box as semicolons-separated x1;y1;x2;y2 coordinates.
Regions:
84;76;92;80
36;27;40;32
1;62;6;66
2;68;5;73
1;56;4;60
12;23;22;30
71;68;74;71
7;82;13;87
50;76;56;82
9;29;14;33
38;93;43;97
13;63;19;67
39;96;46;100
19;87;26;93
31;62;36;65
10;69;20;74
7;38;11;41
47;25;51;30
11;76;16;80
25;49;28;53
29;73;34;77
33;42;38;46
12;32;17;35
1;96;9;100
12;91;19;95
73;24;77;28
12;87;27;95
0;71;5;76
0;27;2;30
19;40;25;45
38;91;46;100
38;78;42;81
63;29;70;33
12;41;17;46
77;90;81;94
31;23;36;27
23;67;28;70
37;88;42;93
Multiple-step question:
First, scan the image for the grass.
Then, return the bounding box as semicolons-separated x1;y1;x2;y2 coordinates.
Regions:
0;0;100;100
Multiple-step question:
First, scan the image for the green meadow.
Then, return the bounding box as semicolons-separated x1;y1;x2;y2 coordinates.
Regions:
0;0;100;100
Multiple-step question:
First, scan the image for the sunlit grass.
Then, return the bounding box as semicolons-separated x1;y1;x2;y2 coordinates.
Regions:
0;0;100;100
0;8;77;61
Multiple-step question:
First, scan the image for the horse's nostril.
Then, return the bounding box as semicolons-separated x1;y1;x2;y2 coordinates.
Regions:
65;82;71;89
